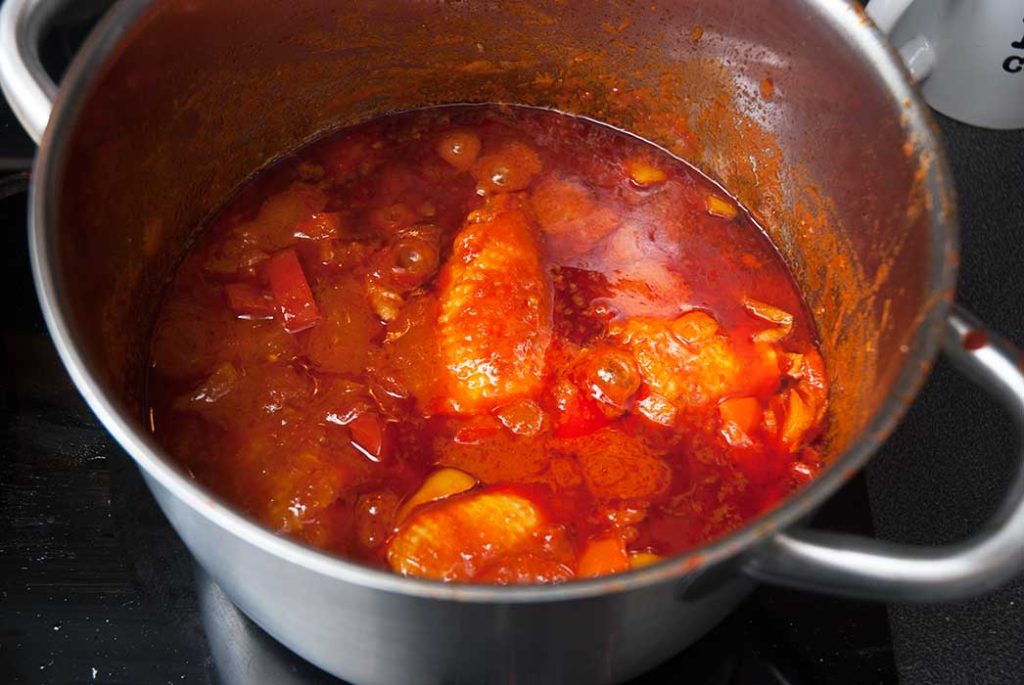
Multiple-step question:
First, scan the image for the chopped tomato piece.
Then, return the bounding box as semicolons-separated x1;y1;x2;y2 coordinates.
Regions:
578;536;630;577
531;175;595;231
262;449;350;535
245;183;328;251
550;380;610;438
719;397;762;434
719;396;763;447
573;346;641;416
376;293;444;411
349;413;386;462
224;283;275;319
436;131;482;171
365;224;442;321
470;141;542;193
266;248;321;333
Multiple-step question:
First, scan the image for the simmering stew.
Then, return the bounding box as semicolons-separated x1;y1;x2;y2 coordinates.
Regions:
147;106;828;583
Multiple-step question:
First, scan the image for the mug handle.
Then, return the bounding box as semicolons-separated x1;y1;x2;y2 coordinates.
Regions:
745;306;1024;601
0;0;61;144
865;0;936;81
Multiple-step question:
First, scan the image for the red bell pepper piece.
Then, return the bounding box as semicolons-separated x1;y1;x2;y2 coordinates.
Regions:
224;283;275;319
349;413;386;462
266;248;321;333
294;212;343;241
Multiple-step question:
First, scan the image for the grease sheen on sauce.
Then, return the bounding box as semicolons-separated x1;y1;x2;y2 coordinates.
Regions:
147;106;829;584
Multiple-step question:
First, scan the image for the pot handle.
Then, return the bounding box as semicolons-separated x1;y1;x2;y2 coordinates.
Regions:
0;0;60;144
745;306;1024;601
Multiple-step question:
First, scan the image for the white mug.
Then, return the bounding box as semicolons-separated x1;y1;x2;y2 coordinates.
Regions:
866;0;1024;129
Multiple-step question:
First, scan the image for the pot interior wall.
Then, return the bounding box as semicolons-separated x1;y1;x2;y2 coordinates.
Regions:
54;0;942;476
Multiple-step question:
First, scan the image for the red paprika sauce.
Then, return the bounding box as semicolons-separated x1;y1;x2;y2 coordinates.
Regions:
147;106;828;584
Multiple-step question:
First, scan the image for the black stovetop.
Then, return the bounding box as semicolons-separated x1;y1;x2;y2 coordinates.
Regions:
1;3;1022;684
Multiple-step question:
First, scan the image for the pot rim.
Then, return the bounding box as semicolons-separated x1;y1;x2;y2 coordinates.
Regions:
29;0;958;603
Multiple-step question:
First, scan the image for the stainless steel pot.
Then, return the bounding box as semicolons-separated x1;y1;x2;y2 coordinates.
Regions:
3;1;1023;682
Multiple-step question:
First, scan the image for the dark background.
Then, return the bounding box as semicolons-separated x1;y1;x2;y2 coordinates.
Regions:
1;1;1023;683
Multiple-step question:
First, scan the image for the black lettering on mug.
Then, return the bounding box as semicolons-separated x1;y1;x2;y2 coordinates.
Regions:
1003;17;1023;72
1012;17;1024;50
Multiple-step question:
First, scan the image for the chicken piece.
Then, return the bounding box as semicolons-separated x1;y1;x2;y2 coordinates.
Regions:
386;490;544;581
437;195;553;413
609;312;732;405
609;311;777;409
